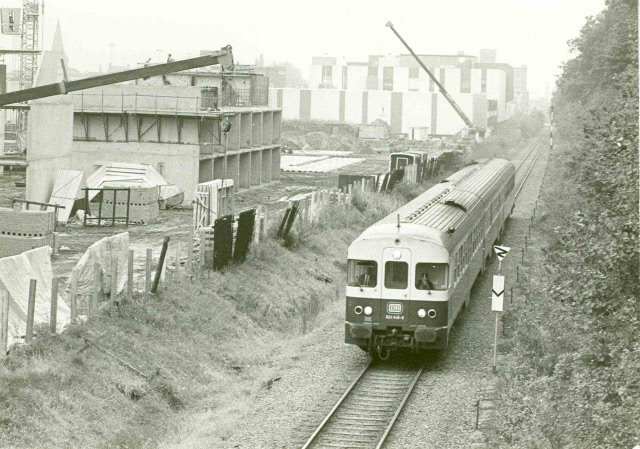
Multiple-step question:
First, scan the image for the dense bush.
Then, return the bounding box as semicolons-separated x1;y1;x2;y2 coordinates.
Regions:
496;1;639;447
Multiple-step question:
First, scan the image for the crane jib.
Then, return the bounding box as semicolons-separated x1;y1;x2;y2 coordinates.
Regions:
385;22;474;129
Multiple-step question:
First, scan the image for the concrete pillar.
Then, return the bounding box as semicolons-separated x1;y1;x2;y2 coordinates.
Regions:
240;112;251;149
239;152;250;189
198;158;213;183
252;112;263;147
213;155;224;180
26;97;74;202
261;148;272;183
227;154;240;191
263;111;273;145
271;147;281;181
251;150;262;186
0;110;4;177
273;111;282;144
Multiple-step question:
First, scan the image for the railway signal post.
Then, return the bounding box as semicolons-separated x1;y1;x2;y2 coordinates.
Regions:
492;275;505;373
492;246;509;373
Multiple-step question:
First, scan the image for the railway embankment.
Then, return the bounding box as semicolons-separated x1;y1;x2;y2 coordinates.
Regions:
0;176;428;449
489;2;639;447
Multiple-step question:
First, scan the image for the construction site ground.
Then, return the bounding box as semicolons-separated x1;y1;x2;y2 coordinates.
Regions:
0;151;390;286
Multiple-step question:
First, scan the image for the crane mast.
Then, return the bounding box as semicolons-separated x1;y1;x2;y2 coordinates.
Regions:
386;21;476;132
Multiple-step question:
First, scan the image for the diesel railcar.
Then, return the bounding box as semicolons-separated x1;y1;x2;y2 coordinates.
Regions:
345;158;516;357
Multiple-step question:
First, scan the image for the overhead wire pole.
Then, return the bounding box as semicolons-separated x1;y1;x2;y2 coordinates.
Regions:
385;21;475;130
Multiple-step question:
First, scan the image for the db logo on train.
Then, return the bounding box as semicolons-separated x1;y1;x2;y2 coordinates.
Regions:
386;303;404;320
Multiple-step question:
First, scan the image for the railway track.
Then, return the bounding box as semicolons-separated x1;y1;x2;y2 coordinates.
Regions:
301;361;424;449
514;132;548;198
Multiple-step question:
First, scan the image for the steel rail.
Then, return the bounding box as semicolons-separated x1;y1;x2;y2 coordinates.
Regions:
515;133;547;172
300;360;373;449
515;134;547;199
374;365;425;449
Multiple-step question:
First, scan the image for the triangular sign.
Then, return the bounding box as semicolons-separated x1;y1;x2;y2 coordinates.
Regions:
493;245;510;261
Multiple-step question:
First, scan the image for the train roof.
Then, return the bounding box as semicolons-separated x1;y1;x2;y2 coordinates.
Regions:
355;158;514;247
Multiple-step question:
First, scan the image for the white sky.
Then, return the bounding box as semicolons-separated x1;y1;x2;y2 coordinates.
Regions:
1;0;606;97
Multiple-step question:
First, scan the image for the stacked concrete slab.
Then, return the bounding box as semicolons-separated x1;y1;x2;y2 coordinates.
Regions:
0;207;56;257
90;187;159;224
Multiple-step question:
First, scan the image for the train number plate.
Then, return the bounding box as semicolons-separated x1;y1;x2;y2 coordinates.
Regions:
387;303;403;314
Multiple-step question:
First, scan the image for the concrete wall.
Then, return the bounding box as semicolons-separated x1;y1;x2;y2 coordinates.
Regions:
26;98;74;203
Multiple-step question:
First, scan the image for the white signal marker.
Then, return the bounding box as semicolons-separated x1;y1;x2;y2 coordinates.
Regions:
491;275;505;312
493;245;510;262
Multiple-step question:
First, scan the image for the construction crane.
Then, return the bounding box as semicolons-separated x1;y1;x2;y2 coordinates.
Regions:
386;22;481;138
0;46;234;107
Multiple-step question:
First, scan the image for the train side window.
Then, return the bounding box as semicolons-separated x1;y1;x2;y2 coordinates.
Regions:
384;261;408;289
415;263;448;290
347;260;378;287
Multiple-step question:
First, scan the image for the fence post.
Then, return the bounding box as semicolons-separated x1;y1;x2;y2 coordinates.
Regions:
175;241;182;280
145;248;152;303
26;279;37;343
52;232;59;256
262;208;269;238
111;260;118;307
199;229;206;270
151;236;170;294
70;267;78;322
92;263;101;314
1;289;9;357
50;277;58;333
187;227;194;276
127;250;134;300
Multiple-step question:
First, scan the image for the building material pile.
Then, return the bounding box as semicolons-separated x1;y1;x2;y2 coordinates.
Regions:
0;246;70;349
90;187;159;225
0;207;56;257
71;232;129;314
48;169;86;224
85;162;181;225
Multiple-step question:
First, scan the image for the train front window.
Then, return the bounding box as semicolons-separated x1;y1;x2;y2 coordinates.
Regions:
415;263;449;291
384;261;408;289
347;260;378;287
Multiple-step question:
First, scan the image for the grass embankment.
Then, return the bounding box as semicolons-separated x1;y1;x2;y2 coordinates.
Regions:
0;180;428;449
492;1;639;447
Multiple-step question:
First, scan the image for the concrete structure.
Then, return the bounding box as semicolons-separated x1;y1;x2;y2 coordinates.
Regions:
270;87;487;136
0;207;55;257
25;26;282;206
291;49;520;135
512;65;529;115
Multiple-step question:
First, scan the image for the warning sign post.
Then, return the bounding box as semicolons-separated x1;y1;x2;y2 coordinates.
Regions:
492;275;505;373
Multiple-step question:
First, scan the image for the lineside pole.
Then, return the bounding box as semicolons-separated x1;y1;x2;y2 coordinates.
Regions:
1;289;9;357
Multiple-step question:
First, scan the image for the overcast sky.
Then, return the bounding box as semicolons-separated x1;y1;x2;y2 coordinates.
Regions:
1;0;606;96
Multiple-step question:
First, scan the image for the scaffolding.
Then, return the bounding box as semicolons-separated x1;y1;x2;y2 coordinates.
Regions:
17;0;40;153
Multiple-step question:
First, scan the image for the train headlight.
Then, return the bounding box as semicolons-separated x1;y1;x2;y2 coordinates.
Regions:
354;305;363;315
427;309;437;319
364;306;373;316
393;250;401;260
417;308;426;318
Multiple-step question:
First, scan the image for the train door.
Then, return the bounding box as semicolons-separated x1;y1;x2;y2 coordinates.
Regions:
381;247;412;301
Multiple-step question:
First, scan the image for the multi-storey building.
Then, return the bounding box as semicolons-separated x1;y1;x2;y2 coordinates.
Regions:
273;50;522;136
